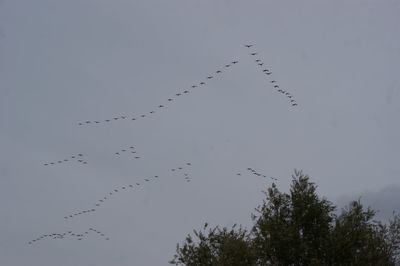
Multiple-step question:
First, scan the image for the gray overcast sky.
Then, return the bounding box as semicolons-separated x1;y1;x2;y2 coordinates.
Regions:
1;0;400;265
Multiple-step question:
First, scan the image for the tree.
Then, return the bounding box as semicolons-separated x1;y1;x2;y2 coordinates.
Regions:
170;170;400;266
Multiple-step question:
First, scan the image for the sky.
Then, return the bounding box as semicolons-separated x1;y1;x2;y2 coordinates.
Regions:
1;0;400;265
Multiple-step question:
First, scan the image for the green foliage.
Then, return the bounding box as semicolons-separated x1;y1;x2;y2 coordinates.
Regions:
171;170;400;266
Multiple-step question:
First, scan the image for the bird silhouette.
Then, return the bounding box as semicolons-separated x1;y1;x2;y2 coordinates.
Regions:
245;45;253;48
200;82;205;85
232;61;238;64
251;53;257;56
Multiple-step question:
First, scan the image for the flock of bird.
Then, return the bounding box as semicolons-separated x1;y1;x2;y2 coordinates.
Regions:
28;227;109;245
35;44;294;245
245;44;298;107
114;146;141;159
43;153;87;166
77;60;240;127
63;162;193;220
237;167;278;182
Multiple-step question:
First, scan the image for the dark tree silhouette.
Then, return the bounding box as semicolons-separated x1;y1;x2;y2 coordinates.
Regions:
171;170;400;265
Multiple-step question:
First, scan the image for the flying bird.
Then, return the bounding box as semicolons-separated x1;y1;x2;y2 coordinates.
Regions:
216;70;222;73
232;61;238;64
245;44;253;48
207;76;213;79
200;82;205;85
255;59;261;62
250;53;257;56
159;105;164;108
191;85;197;88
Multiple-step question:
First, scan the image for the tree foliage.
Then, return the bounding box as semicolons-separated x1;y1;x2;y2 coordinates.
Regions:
170;170;400;266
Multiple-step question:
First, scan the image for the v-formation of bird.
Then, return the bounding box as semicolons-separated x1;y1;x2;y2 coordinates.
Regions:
28;227;109;245
77;60;240;127
63;162;193;220
245;44;298;107
36;44;297;245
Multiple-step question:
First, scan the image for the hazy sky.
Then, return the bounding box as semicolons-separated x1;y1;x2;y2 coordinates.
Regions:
1;0;400;265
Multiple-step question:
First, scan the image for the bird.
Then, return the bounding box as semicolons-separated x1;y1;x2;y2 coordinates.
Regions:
150;111;155;114
216;70;222;73
44;163;48;166
232;61;238;64
255;59;261;62
129;184;133;188
245;44;253;48
186;162;192;166
134;156;140;159
225;64;230;67
258;63;263;66
183;90;189;93
130;146;134;149
115;152;120;155
251;53;257;56
237;173;241;176
144;179;149;182
266;72;272;75
78;123;83;126
121;116;126;119
132;118;136;120
200;82;205;85
191;85;197;88
105;119;110;122
159;105;164;108
292;103;298;106
274;85;279;88
121;149;126;152
78;154;83;156
207;76;213;79
95;121;100;123
271;80;277;83
113;117;119;120
136;183;140;186
141;114;146;117
86;121;91;124
168;98;173;101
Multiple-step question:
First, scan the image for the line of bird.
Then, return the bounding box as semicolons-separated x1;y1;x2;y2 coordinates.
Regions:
43;146;141;168
237;167;278;182
245;44;298;107
43;153;87;166
28;227;109;245
63;162;193;220
77;60;239;127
